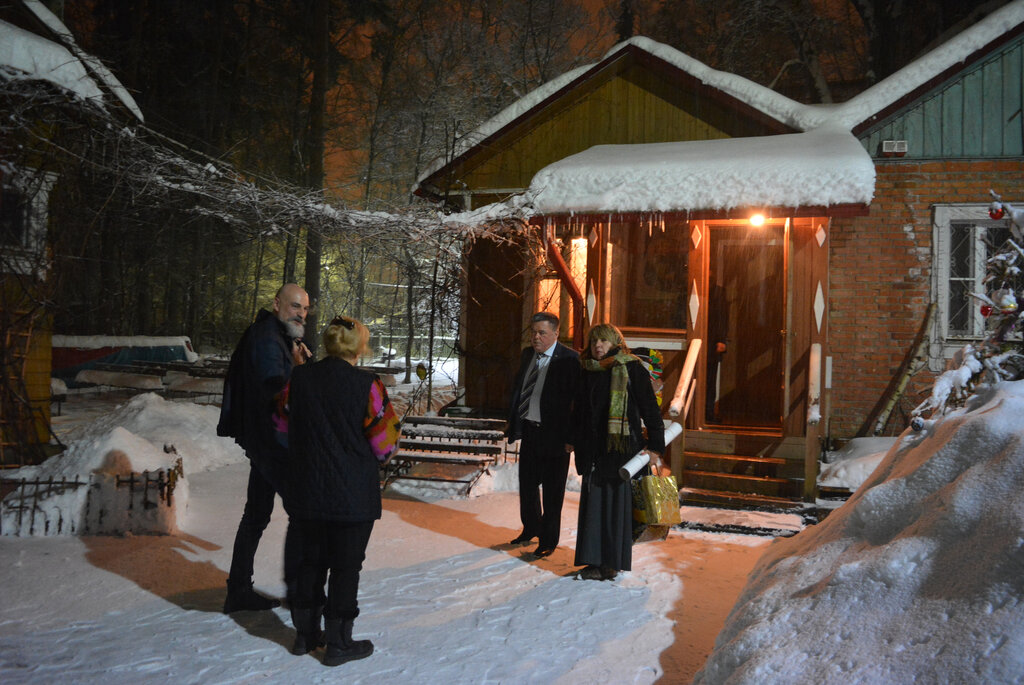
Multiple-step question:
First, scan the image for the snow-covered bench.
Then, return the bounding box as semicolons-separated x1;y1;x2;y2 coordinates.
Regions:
382;415;508;494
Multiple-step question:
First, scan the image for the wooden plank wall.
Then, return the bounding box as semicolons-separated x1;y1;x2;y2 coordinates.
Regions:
456;63;733;191
24;327;52;443
861;37;1024;158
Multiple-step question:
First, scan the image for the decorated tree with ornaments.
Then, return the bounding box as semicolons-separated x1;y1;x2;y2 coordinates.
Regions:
912;189;1024;428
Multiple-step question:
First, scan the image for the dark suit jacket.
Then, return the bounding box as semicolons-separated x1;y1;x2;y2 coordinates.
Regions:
506;342;579;446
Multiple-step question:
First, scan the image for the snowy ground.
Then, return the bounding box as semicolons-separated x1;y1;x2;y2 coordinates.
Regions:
7;376;1021;683
0;390;773;683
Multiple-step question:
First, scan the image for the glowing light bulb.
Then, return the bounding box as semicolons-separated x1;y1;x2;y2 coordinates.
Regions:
750;214;765;227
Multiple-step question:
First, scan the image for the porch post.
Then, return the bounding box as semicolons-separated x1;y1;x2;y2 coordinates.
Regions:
803;219;830;502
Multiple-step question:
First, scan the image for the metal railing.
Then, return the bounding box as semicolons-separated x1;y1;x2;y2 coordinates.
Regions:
621;339;700;479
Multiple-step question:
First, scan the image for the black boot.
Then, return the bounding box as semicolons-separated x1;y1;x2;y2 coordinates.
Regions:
223;582;281;613
290;606;324;655
323;618;373;667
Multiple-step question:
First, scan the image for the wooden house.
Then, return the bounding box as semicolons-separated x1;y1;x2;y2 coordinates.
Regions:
0;1;144;467
415;2;1024;506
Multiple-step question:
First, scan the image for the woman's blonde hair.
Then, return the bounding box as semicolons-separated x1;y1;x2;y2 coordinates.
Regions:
584;322;629;358
323;316;370;360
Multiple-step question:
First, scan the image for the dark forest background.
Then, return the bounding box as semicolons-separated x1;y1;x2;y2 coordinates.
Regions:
33;0;1011;353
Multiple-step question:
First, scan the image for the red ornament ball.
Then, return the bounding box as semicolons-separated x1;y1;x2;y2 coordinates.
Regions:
981;304;993;317
990;206;1006;220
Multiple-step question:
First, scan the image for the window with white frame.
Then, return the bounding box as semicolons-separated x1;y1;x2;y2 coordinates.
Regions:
932;204;1015;368
0;168;56;278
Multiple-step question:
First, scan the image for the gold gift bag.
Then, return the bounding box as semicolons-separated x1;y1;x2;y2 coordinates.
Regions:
631;474;682;526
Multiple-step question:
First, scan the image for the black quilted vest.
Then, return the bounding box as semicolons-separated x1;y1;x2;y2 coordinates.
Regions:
284;357;381;522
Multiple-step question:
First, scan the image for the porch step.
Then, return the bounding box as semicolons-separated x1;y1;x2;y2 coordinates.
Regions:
686;450;786;473
681;469;799;498
679;486;807;511
681;448;803;501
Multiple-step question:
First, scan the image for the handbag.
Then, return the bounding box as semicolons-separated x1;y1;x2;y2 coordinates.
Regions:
631;468;682;526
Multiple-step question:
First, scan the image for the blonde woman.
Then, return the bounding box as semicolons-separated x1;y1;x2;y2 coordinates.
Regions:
571;323;665;580
284;316;400;666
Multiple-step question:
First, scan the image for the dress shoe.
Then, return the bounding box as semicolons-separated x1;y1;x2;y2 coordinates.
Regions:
509;533;535;545
532;546;555;558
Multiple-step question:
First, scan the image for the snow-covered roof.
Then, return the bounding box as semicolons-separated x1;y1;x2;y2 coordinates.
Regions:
52;335;195;350
414;64;592;190
417;1;1024;215
529;125;875;214
21;0;144;122
411;41;804;193
810;0;1024;131
610;37;814;131
0;19;104;101
621;1;1024;133
0;3;143;122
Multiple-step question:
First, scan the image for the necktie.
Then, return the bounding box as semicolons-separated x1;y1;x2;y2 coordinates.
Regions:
517;355;540;420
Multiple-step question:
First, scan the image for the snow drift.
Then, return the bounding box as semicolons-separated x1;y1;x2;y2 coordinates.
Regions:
696;380;1024;683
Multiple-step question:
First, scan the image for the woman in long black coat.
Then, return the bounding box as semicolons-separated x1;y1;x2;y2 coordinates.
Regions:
572;323;665;581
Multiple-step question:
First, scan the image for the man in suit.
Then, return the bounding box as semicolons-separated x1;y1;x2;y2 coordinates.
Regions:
506;311;580;558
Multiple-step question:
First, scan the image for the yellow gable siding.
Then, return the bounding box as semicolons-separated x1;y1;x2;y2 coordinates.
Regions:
456;64;731;192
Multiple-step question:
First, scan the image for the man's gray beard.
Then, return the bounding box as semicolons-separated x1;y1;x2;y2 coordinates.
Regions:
285;320;304;338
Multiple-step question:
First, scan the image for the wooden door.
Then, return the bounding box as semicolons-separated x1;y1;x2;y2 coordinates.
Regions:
705;224;785;428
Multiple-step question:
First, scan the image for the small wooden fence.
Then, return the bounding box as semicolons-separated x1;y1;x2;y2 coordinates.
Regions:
0;457;183;536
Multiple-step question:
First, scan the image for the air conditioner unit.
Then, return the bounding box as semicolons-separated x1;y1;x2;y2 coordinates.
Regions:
882;140;908;157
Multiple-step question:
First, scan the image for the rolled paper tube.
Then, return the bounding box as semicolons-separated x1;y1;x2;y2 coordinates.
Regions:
619;452;650;480
618;422;684;481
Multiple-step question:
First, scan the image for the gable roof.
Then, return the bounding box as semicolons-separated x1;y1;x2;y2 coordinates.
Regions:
413;37;803;198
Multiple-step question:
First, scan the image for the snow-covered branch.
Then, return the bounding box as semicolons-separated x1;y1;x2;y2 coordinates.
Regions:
1;73;521;252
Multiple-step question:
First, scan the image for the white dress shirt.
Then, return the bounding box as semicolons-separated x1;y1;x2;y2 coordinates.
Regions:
524;341;556;423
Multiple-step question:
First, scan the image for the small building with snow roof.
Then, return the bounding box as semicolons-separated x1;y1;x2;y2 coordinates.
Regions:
1;0;144;466
416;1;1024;506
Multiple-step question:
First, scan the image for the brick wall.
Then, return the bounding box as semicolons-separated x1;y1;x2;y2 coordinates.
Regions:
828;159;1024;439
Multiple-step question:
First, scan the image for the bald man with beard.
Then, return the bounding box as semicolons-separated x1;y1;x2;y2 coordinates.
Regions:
219;283;311;613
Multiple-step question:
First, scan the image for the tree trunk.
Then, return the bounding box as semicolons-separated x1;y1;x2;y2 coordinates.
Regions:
301;0;330;356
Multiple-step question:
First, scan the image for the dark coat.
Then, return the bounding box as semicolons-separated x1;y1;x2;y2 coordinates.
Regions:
217;309;294;487
505;342;580;446
572;357;666;482
284;357;382;522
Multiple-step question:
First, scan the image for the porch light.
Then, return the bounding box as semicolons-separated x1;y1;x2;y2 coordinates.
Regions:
749;213;765;227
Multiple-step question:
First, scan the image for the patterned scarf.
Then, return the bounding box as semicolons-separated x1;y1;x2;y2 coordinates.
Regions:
583;350;637;455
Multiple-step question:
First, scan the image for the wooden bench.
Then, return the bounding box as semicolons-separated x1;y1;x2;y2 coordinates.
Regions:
382;415;508;494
